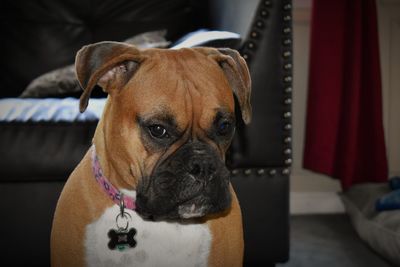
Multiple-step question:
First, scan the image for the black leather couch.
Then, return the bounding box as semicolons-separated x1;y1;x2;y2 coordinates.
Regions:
0;0;292;266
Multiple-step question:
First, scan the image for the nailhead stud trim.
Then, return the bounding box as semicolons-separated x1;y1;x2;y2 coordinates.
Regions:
284;98;292;105
284;124;292;130
283;51;291;57
285;87;292;93
284;148;292;155
283;112;292;118
284;63;292;70
283;27;291;34
283;39;292;45
283;15;291;21
285;158;293;165
284;136;292;143
264;0;272;6
255;20;265;28
237;0;292;177
283;3;292;10
284;76;292;82
260;9;269;17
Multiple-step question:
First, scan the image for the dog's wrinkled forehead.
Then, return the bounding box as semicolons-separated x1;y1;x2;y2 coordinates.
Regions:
130;49;235;128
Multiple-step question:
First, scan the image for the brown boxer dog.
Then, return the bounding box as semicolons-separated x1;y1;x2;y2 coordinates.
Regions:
51;41;251;267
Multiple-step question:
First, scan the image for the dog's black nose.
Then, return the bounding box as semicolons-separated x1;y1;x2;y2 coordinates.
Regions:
188;159;217;180
189;163;202;176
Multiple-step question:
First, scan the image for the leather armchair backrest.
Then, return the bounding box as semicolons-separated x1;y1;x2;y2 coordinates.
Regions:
204;0;293;170
1;0;197;97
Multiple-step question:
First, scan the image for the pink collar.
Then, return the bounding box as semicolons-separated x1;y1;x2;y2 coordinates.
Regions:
91;145;136;210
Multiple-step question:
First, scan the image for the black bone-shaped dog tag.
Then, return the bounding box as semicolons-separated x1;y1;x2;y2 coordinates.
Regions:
108;228;137;251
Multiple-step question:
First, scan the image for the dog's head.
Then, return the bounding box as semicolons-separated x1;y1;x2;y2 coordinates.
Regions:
76;42;251;220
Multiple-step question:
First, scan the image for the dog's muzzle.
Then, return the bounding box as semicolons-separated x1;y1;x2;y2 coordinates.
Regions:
136;141;231;220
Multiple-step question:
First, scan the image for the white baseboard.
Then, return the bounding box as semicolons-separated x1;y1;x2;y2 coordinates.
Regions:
290;192;346;215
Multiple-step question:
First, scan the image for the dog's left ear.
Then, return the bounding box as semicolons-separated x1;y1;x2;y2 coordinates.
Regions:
75;41;144;113
200;48;252;124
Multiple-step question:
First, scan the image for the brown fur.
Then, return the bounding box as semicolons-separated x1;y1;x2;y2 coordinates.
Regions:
51;45;250;267
206;186;244;267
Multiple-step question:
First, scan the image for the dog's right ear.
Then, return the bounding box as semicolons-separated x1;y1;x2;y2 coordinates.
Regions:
75;41;144;113
197;48;252;124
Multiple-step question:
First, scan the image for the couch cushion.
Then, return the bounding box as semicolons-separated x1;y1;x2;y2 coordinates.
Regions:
0;98;105;182
0;98;105;122
19;30;171;99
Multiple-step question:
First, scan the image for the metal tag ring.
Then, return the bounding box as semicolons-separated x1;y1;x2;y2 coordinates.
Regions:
116;212;131;231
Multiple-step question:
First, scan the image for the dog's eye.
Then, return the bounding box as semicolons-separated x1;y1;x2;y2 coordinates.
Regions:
148;125;169;139
217;121;233;136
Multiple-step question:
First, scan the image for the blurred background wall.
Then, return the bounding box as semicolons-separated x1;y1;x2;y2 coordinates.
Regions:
291;0;400;214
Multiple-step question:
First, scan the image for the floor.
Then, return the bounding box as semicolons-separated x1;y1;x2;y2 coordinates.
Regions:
278;214;394;267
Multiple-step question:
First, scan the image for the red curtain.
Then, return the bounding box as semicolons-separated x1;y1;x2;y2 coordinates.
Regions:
303;0;388;190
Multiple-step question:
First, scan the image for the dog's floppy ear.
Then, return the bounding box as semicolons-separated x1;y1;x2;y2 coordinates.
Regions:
75;41;144;113
202;48;252;124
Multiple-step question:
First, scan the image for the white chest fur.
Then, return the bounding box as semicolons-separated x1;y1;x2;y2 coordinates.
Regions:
84;205;212;267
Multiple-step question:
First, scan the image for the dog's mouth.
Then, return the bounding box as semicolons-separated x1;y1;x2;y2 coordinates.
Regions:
135;184;231;221
177;195;213;219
